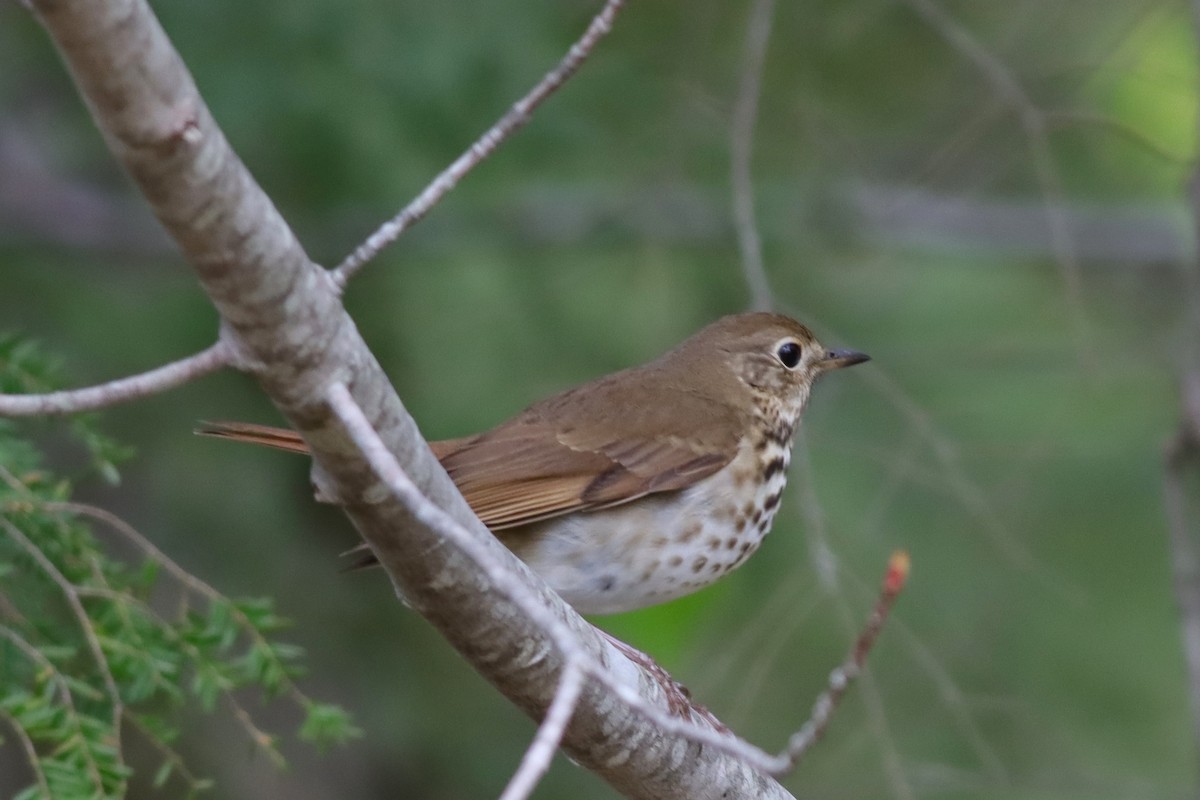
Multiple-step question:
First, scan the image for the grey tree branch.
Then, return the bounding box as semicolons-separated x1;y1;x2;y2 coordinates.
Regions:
24;0;800;797
0;340;230;416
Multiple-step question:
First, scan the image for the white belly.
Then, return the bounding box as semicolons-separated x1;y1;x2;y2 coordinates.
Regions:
504;440;790;614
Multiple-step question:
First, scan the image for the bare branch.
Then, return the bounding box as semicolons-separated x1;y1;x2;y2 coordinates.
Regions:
784;552;909;769
43;500;231;603
331;0;627;287
793;441;915;798
729;0;776;312
499;660;586;800
0;339;230;417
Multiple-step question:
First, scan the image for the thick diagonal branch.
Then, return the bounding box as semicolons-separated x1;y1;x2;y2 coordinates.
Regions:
27;0;793;796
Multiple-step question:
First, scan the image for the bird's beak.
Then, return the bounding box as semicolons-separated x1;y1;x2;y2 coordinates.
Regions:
820;348;870;371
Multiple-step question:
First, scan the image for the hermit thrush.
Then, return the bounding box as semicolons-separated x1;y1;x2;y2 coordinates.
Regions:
199;312;867;614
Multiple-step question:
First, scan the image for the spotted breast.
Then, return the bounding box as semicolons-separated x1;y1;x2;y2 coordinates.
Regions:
502;424;793;615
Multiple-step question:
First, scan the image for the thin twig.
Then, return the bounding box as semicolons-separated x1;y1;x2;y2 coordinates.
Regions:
0;516;124;744
331;0;626;287
784;552;910;771
42;498;312;708
498;660;586;800
75;586;194;694
125;713;206;793
0;623;105;794
834;597;913;800
0;708;51;798
324;382;907;779
3;478;322;753
75;584;290;766
0;340;230;417
0;624;81;707
793;440;915;799
1164;376;1200;764
729;0;776;311
0;587;27;625
43;500;236;604
224;693;286;768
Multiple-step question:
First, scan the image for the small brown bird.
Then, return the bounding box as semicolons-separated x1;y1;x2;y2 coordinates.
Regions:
198;312;867;614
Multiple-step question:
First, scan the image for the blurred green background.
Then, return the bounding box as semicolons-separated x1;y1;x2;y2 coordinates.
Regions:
1;0;1196;797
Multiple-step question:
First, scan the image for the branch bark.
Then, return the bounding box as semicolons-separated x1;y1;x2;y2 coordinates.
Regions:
0;341;229;415
25;0;796;796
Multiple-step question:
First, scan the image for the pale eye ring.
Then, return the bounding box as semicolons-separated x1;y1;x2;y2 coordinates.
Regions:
776;341;802;369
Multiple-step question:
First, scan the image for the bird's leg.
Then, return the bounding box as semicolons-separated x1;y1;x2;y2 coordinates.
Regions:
596;627;727;732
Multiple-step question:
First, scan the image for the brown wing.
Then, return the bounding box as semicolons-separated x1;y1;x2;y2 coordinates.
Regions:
196;377;743;530
434;371;743;528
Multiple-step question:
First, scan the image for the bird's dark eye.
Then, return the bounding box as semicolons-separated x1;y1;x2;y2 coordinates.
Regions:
776;341;802;369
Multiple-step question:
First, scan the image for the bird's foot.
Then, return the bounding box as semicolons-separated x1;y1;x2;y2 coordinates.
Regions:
598;628;727;732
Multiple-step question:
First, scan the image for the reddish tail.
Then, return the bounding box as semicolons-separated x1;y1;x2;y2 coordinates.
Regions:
194;421;311;454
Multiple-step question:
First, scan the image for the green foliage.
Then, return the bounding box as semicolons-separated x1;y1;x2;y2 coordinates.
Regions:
0;336;359;798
